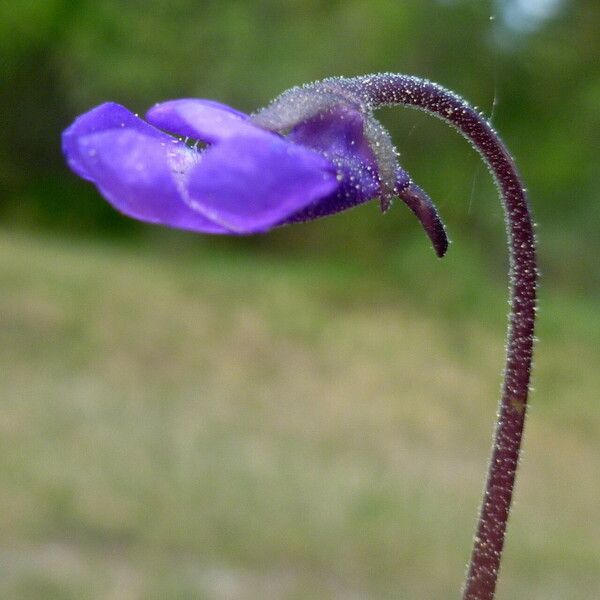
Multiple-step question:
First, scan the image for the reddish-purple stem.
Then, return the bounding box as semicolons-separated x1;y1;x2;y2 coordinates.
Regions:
338;74;537;599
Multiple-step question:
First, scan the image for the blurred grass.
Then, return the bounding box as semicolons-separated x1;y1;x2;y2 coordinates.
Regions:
1;229;599;599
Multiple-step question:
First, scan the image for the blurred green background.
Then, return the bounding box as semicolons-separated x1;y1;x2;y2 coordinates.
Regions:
1;0;599;598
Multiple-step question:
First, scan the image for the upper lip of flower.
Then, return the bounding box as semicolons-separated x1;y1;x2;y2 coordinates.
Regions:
62;93;449;256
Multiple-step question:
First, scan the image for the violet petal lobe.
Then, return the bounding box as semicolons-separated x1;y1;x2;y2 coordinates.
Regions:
288;104;376;169
146;99;259;143
62;102;165;182
75;128;229;233
283;105;381;222
186;130;339;233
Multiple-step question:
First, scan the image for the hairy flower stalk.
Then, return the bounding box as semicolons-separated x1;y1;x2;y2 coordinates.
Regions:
63;73;537;600
327;74;537;599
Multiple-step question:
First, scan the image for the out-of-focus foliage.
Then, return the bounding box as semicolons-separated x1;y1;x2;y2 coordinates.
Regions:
2;231;599;599
1;0;598;289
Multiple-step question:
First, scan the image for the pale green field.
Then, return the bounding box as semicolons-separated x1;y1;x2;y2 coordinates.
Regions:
1;230;598;599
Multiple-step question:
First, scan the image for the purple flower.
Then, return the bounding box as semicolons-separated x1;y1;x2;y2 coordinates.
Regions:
63;83;449;256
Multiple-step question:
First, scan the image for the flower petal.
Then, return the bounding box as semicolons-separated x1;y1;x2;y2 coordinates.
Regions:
62;102;163;181
186;131;339;233
288;104;376;169
146;99;259;143
284;160;379;224
75;129;229;233
282;104;382;222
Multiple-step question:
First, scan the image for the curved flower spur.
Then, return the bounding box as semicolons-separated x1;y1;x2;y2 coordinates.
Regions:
63;74;537;600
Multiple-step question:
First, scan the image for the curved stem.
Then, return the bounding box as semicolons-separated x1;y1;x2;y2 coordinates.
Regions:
340;74;537;599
